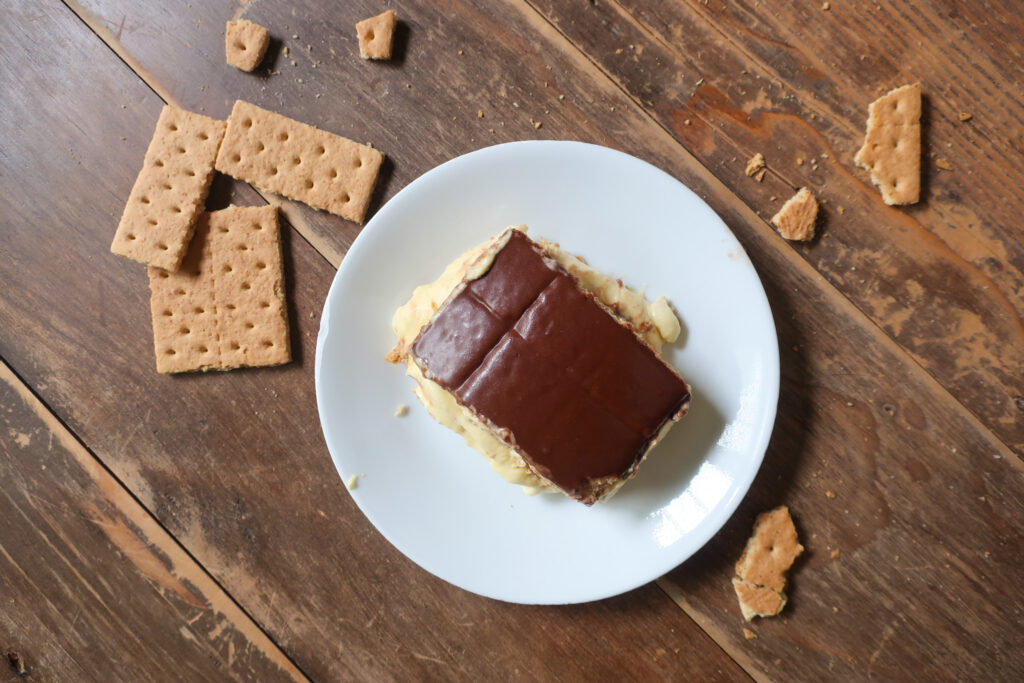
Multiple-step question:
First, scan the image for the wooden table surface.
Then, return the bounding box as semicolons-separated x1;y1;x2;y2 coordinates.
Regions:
2;0;1022;680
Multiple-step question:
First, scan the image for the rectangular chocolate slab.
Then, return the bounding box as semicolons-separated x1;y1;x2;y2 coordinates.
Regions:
411;230;690;503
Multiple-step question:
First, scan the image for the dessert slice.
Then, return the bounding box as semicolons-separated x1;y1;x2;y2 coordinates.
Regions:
388;228;691;505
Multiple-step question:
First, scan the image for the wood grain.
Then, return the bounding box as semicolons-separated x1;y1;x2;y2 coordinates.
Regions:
0;2;747;681
0;362;305;682
3;0;1022;679
528;0;1024;453
68;0;1024;678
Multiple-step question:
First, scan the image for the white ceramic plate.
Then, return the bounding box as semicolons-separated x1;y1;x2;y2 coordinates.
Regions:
315;141;778;604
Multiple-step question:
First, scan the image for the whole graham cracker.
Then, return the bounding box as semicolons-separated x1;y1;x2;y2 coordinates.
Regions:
225;19;270;72
854;83;921;205
148;205;290;373
111;106;226;271
214;100;384;223
356;10;397;60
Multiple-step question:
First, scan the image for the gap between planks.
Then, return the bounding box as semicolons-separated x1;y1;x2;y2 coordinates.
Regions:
517;0;1022;468
0;357;313;683
63;0;1020;467
52;2;759;678
51;0;1023;676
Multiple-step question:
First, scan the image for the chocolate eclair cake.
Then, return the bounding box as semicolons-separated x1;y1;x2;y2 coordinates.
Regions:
388;228;690;504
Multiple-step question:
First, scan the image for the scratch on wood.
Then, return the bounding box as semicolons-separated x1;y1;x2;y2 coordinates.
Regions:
62;0;178;106
87;503;206;610
7;429;32;448
868;622;898;671
232;0;259;22
411;651;446;666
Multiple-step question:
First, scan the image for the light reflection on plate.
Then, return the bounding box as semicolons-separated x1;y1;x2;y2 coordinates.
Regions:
315;141;779;604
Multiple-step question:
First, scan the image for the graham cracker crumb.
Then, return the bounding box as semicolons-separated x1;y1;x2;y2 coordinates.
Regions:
745;152;766;177
826;490;837;499
733;506;803;621
356;10;397;60
225;19;270;72
855;83;921;205
755;168;767;182
821;1;830;10
837;205;845;214
743;628;757;640
830;548;841;559
958;112;972;122
936;158;953;171
771;187;818;241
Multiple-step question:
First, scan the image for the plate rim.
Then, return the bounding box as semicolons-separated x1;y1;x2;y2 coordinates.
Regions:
315;140;779;604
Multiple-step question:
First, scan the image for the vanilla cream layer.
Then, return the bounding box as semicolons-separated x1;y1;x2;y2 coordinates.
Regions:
390;226;682;496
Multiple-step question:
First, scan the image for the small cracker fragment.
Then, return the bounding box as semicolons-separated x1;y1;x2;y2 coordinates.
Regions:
854;83;921;205
936;157;953;171
225;19;270;72
745;152;766;177
733;578;787;621
394;404;409;417
215;101;384;223
148;206;290;373
111;106;226;271
356;10;397;60
735;506;804;591
958;112;972;122
742;628;757;640
771;187;818;241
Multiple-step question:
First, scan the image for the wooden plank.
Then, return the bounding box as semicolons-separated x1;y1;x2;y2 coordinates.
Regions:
0;2;748;680
7;0;1022;679
0;362;306;682
59;0;1024;679
527;0;1024;454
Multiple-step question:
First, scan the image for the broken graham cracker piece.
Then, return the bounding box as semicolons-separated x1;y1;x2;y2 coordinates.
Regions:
225;19;270;72
356;10;397;60
732;506;804;621
148;206;290;373
111;106;226;271
854;83;921;205
736;506;804;590
771;187;818;241
733;578;788;621
215;100;384;223
745;152;766;177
